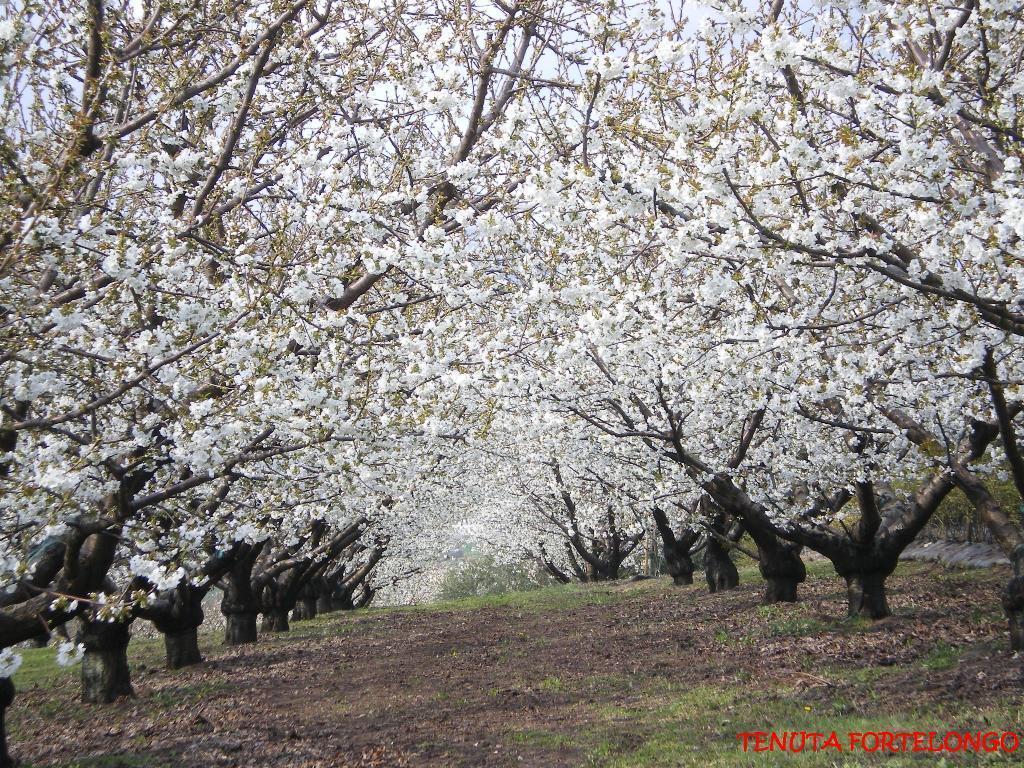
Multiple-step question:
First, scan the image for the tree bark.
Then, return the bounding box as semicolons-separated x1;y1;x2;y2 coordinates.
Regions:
844;572;890;619
703;539;739;592
651;508;697;586
1003;547;1024;652
757;540;805;604
0;677;13;768
147;583;206;669
221;548;262;646
671;569;694;586
292;597;317;621
317;592;336;614
79;618;133;704
163;627;202;669
224;611;258;645
261;609;289;633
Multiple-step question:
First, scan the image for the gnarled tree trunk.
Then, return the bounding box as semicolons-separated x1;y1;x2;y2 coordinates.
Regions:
756;539;805;604
843;571;891;619
163;627;202;669
292;584;317;622
317;591;335;614
703;538;739;592
652;507;697;586
0;677;13;768
149;584;206;669
261;608;289;633
1003;547;1024;652
79;617;133;704
224;611;258;645
221;551;261;645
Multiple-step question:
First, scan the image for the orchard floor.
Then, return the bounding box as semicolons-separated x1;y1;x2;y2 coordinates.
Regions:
10;560;1024;768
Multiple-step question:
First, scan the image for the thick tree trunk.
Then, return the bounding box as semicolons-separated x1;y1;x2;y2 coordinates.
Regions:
163;627;202;670
704;539;739;592
844;572;890;619
292;597;317;621
149;584;206;669
651;509;697;586
1002;548;1024;652
224;612;258;645
221;553;261;646
334;592;355;611
317;593;335;614
671;569;694;586
79;618;133;704
0;677;13;768
757;541;805;604
664;543;696;584
261;609;290;633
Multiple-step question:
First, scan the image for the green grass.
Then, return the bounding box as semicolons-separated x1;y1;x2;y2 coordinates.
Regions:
378;579;650;615
507;680;1023;767
921;642;961;671
14;632;176;691
10;644;78;689
538;675;564;692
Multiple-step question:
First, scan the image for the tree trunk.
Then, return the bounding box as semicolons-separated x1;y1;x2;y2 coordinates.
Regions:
0;677;13;768
1002;548;1024;652
703;539;739;592
317;593;335;614
757;541;805;604
292;597;317;622
844;572;890;619
149;584;206;669
221;554;261;646
224;612;258;645
651;510;697;586
79;618;133;704
261;609;289;633
29;632;49;648
665;545;696;584
163;627;202;670
671;569;694;586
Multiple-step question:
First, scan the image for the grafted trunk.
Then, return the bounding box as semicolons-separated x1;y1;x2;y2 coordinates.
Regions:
261;609;289;633
0;677;13;768
221;552;261;646
317;592;335;614
149;584;206;669
292;597;317;621
224;612;258;645
79;618;133;704
703;539;738;592
757;541;805;604
334;593;355;612
354;585;375;609
651;509;697;586
163;627;202;670
844;572;890;619
670;566;694;586
1003;548;1024;652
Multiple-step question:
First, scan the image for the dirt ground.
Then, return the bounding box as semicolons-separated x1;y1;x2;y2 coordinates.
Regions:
10;561;1024;767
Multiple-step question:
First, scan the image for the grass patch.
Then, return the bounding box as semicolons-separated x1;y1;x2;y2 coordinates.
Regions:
512;680;1023;767
921;642;961;671
509;728;577;749
13;633;166;690
383;580;649;614
538;675;564;692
